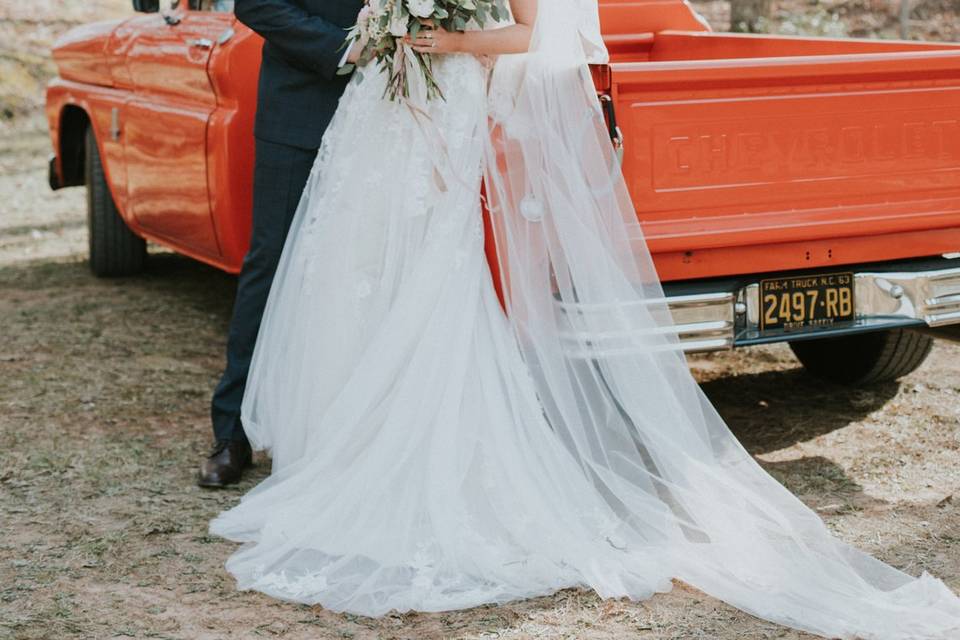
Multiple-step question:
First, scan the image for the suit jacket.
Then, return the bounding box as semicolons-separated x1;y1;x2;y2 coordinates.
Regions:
235;0;364;149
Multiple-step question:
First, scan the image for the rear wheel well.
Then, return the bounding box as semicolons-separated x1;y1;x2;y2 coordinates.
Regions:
59;106;91;188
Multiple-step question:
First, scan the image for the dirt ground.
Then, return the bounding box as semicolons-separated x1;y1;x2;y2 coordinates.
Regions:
1;2;959;639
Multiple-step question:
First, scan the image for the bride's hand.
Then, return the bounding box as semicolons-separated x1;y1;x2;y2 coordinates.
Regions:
405;24;461;54
346;40;366;64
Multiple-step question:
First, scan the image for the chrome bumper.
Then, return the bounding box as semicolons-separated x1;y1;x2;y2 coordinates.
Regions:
665;260;960;352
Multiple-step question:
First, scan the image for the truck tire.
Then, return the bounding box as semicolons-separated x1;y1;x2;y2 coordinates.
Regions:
789;328;934;385
85;127;146;277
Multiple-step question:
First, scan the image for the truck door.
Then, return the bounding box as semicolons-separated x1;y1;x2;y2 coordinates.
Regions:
122;1;235;260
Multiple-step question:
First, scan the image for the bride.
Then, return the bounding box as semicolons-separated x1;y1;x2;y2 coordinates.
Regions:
210;0;960;636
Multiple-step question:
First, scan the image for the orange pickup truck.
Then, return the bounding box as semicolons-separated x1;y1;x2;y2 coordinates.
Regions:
47;0;960;385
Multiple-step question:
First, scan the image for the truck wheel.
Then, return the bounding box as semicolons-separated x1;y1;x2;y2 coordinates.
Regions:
85;127;146;277
789;329;934;386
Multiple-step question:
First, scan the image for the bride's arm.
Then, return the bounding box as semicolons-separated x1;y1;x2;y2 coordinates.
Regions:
407;0;537;56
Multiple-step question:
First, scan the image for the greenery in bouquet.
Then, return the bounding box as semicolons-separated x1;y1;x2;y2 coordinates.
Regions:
338;0;511;102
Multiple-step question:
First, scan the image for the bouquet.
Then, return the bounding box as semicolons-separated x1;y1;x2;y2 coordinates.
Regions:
338;0;510;103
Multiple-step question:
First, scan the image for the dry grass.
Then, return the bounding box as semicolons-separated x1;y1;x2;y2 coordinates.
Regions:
1;2;959;639
2;114;958;640
0;1;129;125
694;0;960;39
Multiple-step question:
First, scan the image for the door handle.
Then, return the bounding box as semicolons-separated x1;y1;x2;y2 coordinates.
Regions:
187;38;215;50
163;13;181;26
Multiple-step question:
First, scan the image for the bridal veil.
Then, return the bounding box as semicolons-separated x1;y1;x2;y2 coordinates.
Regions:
482;1;960;637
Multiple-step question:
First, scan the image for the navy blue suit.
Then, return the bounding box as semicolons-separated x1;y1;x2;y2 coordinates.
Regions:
211;0;363;444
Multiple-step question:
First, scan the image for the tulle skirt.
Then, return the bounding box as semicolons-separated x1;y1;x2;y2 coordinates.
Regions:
210;53;960;638
211;53;658;612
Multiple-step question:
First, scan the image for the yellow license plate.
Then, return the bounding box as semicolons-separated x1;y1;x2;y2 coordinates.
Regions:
760;272;855;332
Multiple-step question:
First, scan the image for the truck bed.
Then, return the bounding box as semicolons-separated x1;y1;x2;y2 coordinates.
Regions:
601;31;960;281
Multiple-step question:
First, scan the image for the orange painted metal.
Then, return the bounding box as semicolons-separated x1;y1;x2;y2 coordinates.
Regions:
46;80;129;209
610;29;960;279
47;0;960;283
49;19;126;88
205;21;262;269
121;9;234;259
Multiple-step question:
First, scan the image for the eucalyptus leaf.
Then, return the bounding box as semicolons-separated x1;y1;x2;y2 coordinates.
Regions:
343;0;513;102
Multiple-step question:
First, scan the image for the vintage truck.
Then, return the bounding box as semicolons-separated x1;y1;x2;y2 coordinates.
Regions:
46;0;960;385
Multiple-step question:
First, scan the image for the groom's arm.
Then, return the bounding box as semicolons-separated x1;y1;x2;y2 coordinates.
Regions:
234;0;348;80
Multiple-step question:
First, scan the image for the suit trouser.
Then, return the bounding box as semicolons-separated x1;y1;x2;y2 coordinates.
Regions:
211;138;317;443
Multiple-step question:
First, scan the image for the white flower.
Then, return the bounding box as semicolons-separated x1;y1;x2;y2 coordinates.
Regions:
357;280;373;299
365;0;389;40
355;6;374;40
389;3;409;37
519;195;545;222
406;0;435;18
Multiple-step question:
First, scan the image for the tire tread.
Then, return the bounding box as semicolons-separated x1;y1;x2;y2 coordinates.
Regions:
86;127;146;277
790;328;934;386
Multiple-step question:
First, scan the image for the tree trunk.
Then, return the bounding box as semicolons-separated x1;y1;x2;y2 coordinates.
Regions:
730;0;771;33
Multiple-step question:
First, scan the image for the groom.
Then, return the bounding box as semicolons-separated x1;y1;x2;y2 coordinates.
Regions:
199;0;364;488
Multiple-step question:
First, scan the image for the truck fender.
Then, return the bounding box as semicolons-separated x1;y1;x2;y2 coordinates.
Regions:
54;105;91;190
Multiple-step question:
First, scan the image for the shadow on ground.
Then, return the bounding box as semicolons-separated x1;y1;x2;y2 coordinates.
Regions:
702;370;900;454
1;253;955;640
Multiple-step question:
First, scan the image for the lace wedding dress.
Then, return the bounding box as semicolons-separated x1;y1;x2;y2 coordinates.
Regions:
211;4;960;637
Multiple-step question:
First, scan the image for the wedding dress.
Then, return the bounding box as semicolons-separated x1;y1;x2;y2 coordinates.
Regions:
210;2;960;637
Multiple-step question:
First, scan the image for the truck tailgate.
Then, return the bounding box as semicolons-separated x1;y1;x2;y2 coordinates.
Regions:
610;45;960;280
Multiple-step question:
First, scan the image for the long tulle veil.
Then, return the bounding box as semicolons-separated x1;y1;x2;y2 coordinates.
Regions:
482;2;960;637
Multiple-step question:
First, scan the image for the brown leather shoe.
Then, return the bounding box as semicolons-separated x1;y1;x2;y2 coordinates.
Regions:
197;439;253;488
